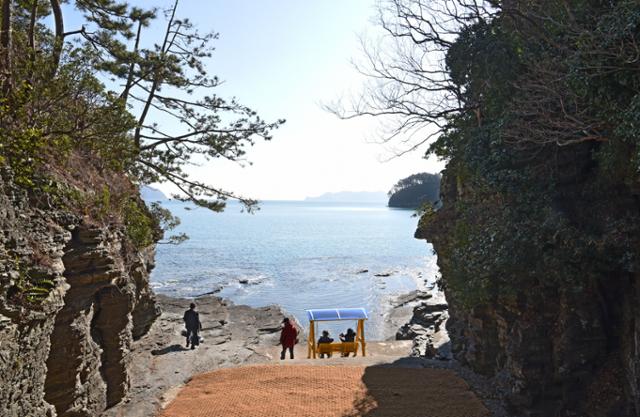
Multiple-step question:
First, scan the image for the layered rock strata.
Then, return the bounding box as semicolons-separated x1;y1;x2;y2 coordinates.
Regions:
0;174;159;417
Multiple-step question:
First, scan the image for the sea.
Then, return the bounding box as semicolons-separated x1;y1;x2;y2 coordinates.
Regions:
150;200;439;340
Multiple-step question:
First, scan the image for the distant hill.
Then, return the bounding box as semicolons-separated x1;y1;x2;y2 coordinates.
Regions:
388;173;441;209
140;185;168;202
304;191;388;204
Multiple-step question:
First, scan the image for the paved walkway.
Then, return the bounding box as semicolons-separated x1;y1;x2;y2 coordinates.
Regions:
159;342;489;417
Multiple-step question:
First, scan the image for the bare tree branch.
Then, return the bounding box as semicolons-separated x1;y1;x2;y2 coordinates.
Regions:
327;0;495;157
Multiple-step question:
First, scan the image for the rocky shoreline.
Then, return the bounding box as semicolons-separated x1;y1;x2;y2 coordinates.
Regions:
392;289;452;360
101;286;444;417
391;292;511;417
96;286;516;417
102;294;292;417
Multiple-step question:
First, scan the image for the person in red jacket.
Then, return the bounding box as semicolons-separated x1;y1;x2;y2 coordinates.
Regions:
279;318;298;360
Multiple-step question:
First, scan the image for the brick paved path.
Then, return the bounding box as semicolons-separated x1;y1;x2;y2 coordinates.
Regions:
160;364;488;417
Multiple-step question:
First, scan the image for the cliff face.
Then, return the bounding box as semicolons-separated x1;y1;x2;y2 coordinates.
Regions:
0;173;160;417
417;162;640;417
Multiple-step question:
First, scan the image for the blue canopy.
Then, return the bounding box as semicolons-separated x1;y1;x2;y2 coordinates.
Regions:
306;308;368;322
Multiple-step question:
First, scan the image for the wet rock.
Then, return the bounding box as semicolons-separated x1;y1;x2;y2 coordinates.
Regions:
194;287;222;297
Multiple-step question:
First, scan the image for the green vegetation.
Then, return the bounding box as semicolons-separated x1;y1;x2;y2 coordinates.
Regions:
0;0;281;304
0;0;283;222
0;0;282;207
11;256;57;304
122;199;156;249
387;172;441;209
343;0;640;307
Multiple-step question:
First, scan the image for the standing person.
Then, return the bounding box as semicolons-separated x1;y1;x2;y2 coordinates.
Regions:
183;303;202;350
279;318;298;360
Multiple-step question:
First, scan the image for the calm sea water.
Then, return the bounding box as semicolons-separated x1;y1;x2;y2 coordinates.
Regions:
151;200;438;339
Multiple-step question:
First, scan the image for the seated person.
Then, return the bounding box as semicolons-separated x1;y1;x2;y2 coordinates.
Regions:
339;328;356;357
317;330;334;358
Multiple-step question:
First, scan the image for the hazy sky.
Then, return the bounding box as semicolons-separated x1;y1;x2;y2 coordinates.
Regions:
120;1;444;200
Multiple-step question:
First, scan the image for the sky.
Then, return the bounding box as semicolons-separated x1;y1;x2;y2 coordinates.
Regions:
90;1;445;200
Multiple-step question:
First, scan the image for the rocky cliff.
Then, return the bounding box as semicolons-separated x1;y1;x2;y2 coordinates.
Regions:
0;172;160;417
417;159;640;417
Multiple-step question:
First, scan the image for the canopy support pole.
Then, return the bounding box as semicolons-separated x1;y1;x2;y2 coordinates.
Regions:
357;319;366;357
307;320;316;359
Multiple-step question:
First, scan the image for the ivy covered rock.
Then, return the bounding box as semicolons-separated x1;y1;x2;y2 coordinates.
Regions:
408;1;640;415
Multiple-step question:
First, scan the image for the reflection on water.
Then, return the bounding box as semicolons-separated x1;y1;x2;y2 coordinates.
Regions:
151;200;439;339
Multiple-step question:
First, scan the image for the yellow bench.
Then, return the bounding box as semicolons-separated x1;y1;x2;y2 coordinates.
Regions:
317;342;358;357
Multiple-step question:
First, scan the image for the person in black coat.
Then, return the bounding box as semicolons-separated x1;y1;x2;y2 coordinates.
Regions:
339;328;356;357
183;303;202;350
318;330;334;358
339;328;356;342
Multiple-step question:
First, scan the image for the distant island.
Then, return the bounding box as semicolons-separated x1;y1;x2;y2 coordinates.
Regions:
387;173;441;209
140;185;169;202
304;191;388;204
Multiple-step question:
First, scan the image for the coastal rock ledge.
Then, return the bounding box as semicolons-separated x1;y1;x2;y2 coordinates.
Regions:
0;173;160;417
396;294;451;360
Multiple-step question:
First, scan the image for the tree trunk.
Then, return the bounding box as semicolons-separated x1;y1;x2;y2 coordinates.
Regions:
49;0;63;78
1;0;11;93
134;0;179;149
121;19;143;106
27;0;37;81
28;0;37;51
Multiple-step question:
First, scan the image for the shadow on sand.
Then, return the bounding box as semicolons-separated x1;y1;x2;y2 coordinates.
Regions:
342;358;489;417
151;344;189;356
